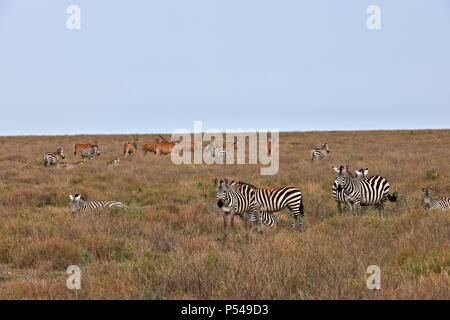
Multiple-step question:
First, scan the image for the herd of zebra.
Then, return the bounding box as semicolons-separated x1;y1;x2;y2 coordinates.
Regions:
214;143;450;232
41;141;450;224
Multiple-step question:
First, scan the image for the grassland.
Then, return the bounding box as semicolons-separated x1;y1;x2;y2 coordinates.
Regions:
0;130;449;299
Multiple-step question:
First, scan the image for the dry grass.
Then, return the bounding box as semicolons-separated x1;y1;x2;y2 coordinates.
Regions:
0;130;449;299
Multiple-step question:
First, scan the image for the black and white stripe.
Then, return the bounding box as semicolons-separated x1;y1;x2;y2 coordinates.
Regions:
69;194;127;213
229;180;304;230
311;143;329;161
422;187;450;211
43;147;65;166
215;179;275;230
206;143;230;158
333;165;396;219
80;145;100;159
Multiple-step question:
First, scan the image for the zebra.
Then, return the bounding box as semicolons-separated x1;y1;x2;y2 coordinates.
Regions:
311;143;329;161
69;194;127;214
206;143;231;158
229;180;304;231
80;145;100;159
333;165;397;219
332;180;351;214
43;147;65;166
422;187;450;211
215;179;275;231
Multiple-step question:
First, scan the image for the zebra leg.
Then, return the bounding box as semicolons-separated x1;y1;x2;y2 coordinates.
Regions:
230;213;235;229
337;201;343;215
377;202;385;220
222;212;228;230
253;210;263;233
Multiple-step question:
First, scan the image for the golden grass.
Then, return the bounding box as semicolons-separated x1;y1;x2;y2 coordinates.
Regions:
0;130;449;299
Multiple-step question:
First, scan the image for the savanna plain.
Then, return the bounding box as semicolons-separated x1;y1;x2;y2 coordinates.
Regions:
0;130;449;299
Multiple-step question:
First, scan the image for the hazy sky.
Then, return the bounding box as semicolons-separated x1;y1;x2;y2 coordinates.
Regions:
0;0;449;135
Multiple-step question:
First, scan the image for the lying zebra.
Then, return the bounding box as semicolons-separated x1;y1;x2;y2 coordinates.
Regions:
43;147;65;166
422;187;450;211
215;179;275;231
69;194;128;214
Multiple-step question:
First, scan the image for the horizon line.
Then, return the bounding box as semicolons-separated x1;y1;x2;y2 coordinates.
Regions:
1;127;449;138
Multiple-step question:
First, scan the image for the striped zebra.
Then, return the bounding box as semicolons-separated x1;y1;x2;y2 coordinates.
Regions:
43;147;65;166
229;180;304;231
422;187;450;211
333;165;397;219
80;145;100;159
215;179;275;230
332;180;351;214
206;143;231;158
311;143;329;161
69;194;127;214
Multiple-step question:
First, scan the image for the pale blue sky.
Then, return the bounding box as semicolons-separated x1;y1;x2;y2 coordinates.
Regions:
0;0;449;135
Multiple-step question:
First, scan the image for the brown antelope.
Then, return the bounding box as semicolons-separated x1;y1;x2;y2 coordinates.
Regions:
123;142;138;156
154;135;180;156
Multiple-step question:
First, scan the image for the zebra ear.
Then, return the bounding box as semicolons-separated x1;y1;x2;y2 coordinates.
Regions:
69;194;74;201
74;194;81;200
332;166;339;173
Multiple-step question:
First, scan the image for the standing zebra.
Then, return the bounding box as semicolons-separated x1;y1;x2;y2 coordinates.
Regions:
69;194;127;213
229;180;304;231
332;180;351;214
422;187;450;211
215;179;275;230
206;143;231;158
333;165;396;219
43;147;65;166
311;143;329;161
80;145;100;159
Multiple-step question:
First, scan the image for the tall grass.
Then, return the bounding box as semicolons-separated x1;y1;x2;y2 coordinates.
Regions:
0;131;449;299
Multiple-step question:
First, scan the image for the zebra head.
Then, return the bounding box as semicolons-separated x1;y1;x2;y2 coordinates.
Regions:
333;165;351;192
69;193;85;213
57;147;65;159
215;178;230;209
323;143;330;153
422;187;433;207
92;145;100;156
355;168;369;180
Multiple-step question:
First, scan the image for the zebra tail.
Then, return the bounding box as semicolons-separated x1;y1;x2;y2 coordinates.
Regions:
387;193;397;202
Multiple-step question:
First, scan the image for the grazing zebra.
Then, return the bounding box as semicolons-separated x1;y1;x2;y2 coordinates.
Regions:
80;145;100;159
57;161;84;169
311;143;329;161
422;187;450;211
69;194;127;213
43;147;65;166
333;165;397;219
206;143;231;158
215;179;275;230
229;180;304;231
